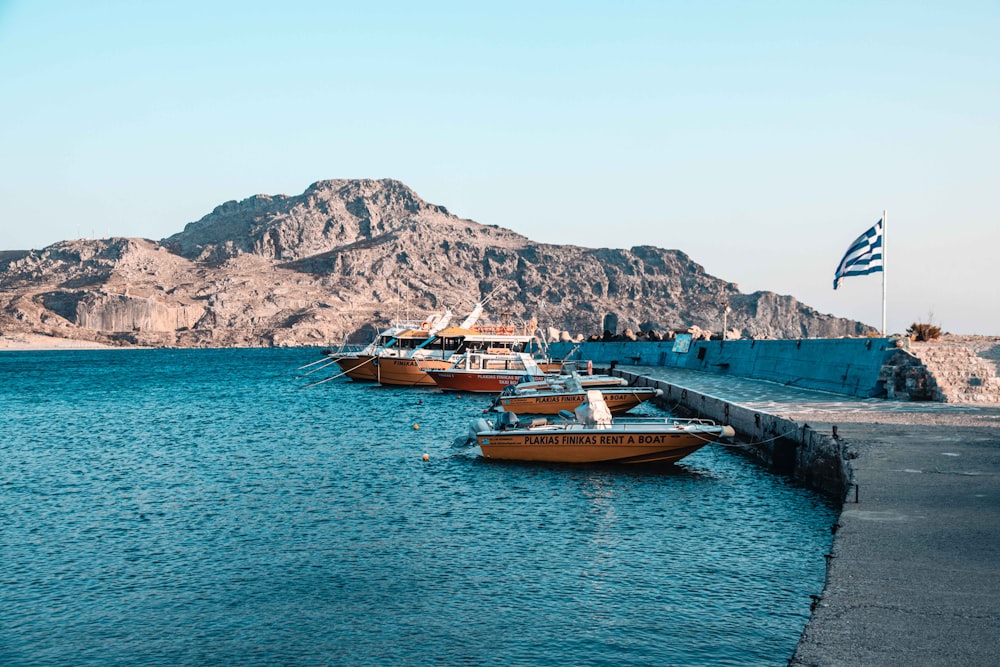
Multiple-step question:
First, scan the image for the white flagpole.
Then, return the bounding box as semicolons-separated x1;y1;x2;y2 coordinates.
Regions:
882;209;887;336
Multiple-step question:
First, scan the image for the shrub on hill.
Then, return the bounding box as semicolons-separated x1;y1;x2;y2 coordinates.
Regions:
907;322;942;341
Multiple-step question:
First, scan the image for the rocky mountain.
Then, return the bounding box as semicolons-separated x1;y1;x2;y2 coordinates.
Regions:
0;179;874;348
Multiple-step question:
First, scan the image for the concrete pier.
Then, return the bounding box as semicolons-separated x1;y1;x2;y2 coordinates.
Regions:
549;337;904;398
616;365;1000;666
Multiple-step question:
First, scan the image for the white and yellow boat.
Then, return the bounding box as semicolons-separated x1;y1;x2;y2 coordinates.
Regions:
489;372;660;415
470;390;735;464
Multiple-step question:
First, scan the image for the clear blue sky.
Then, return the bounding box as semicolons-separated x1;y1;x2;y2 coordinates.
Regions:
2;1;998;334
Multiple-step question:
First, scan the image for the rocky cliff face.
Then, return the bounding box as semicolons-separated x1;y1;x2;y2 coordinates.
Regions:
0;179;874;347
161;179;467;263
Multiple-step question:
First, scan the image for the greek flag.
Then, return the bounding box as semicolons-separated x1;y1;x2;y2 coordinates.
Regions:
833;219;883;290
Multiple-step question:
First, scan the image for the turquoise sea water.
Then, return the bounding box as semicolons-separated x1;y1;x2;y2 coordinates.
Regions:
1;348;836;666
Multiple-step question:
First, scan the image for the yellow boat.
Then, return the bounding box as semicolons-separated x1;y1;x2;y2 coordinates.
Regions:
489;372;661;415
492;386;660;416
470;390;735;464
336;353;379;382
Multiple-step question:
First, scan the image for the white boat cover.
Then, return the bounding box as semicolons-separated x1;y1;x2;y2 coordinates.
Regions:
574;390;613;428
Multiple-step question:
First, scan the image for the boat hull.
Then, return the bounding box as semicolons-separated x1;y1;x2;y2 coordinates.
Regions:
429;370;546;393
375;357;451;387
336;355;378;382
495;388;656;415
476;429;710;464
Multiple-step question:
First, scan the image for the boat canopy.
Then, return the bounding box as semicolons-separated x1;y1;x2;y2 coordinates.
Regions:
395;329;434;340
434;326;480;337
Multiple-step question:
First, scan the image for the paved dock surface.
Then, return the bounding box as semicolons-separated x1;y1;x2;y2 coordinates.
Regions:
625;366;1000;667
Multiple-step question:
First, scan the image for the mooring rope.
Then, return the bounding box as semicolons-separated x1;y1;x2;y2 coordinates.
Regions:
712;427;804;449
295;355;342;371
299;358;340;377
302;356;375;388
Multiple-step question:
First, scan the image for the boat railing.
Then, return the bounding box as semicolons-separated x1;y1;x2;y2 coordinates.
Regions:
472;325;520;336
612;416;720;427
539;413;721;430
320;343;366;358
490;416;724;435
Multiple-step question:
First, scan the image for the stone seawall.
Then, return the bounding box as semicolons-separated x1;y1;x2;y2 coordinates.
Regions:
549;337;901;398
618;369;853;498
551;338;880;497
550;335;1000;404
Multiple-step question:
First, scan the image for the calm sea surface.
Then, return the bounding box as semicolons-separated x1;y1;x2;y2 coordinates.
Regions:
1;348;836;666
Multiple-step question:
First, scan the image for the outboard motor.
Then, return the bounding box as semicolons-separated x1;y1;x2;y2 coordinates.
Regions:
468;417;493;442
490;384;518;411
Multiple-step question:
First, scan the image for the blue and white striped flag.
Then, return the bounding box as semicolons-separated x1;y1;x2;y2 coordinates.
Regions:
833;219;883;290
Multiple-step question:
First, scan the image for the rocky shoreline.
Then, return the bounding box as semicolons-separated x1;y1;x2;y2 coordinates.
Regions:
0;332;117;350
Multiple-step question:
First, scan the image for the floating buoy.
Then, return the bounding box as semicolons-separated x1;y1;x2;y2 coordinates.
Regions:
422;453;430;461
413;424;420;430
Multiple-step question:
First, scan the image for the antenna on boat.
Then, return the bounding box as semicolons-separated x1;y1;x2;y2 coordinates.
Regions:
480;285;503;306
459;285;506;330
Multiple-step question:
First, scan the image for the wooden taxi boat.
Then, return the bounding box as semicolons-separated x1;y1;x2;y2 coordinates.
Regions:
373;324;542;387
427;351;550;393
469;390;735;464
333;301;547;386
